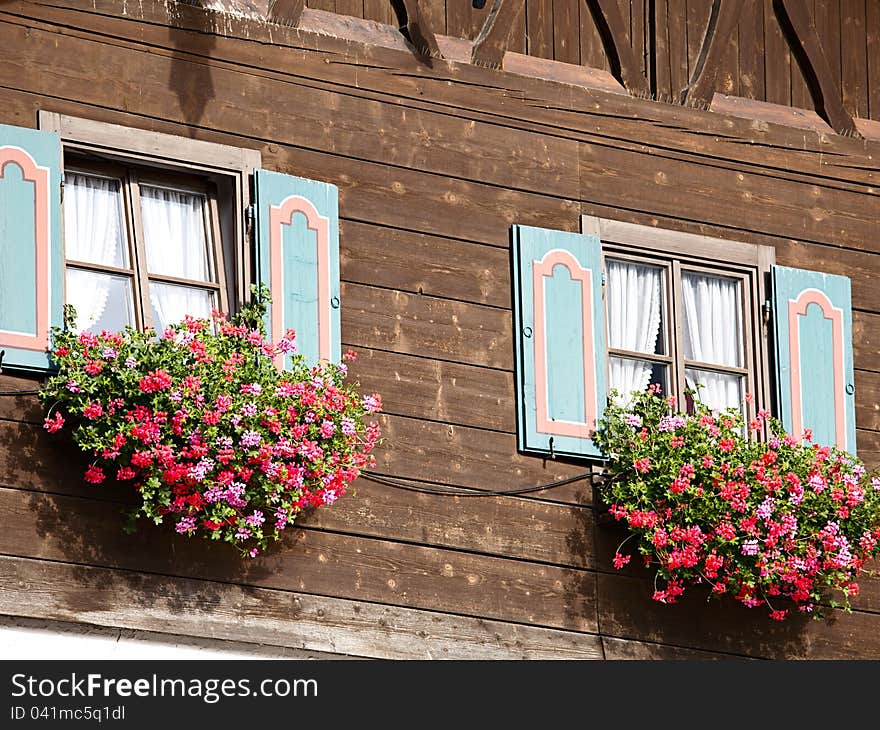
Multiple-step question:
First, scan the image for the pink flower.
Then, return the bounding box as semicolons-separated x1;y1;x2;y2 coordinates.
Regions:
83;401;104;420
363;394;382;413
138;369;173;393
84;465;105;484
43;412;65;433
634;458;651;474
341;418;356;436
176;516;197;535
612;552;631;570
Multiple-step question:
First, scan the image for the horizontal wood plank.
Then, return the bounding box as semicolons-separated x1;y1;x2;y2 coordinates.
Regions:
302;477;595;568
341;282;512;369
597;571;880;659
345;347;515;433
0;487;598;632
600;636;743;660
339;220;512;308
0;555;604;659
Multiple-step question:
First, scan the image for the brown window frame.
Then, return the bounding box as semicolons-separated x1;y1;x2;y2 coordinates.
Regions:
585;215;776;420
38;111;261;320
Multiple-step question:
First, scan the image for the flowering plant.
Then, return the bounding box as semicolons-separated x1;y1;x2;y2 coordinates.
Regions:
594;385;880;621
40;287;381;557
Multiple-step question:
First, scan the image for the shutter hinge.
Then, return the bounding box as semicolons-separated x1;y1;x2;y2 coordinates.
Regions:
601;271;606;300
763;300;771;326
60;175;65;204
0;349;4;374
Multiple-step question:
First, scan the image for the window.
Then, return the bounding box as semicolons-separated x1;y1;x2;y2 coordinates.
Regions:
599;217;772;419
63;161;227;334
605;253;758;416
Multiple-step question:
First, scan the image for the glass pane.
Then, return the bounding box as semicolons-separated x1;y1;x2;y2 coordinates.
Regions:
149;282;214;333
606;259;666;355
140;185;212;282
681;270;743;367
66;267;134;334
685;368;744;414
64;173;128;267
609;356;668;407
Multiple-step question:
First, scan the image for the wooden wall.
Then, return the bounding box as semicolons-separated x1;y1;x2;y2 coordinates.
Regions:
2;0;880;659
318;0;880;119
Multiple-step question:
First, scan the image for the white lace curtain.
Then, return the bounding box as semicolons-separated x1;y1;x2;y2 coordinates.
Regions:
681;272;743;412
64;173;127;332
140;186;213;331
606;259;662;406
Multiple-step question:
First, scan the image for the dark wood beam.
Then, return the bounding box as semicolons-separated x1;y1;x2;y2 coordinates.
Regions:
267;0;304;27
471;0;525;69
583;0;651;97
680;0;747;108
774;0;859;137
394;0;443;59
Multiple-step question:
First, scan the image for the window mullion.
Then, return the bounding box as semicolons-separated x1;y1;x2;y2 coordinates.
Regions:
671;260;687;409
205;189;229;316
127;171;155;332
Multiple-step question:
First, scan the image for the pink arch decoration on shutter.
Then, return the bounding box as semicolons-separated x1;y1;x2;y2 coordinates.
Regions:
0;146;50;352
268;194;331;368
532;249;596;439
788;288;846;448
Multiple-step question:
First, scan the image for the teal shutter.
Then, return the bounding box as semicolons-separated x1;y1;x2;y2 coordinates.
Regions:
0;123;62;373
512;224;607;459
772;265;856;453
254;170;341;368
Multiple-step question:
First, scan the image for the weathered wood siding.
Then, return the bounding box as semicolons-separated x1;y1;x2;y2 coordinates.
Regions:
329;0;880;121
1;0;880;658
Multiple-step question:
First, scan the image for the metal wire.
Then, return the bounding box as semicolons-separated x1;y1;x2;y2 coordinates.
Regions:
359;469;592;497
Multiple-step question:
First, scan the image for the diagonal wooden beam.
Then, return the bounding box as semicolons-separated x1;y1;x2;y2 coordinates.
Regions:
583;0;651;97
774;0;859;136
680;0;747;108
471;0;525;69
395;0;444;59
267;0;304;27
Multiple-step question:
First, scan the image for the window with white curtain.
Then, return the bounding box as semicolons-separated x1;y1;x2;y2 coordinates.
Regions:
63;161;227;335
605;253;756;416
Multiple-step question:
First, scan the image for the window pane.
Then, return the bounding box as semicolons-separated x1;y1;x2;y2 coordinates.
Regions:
64;173;128;267
606;259;666;355
140;185;212;282
149;282;214;332
685;368;744;414
681;271;743;367
609;356;668;406
66;268;134;334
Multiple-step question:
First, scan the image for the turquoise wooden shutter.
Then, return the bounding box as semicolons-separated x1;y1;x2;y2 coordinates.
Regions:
512;224;607;459
254;170;341;368
0;123;62;373
772;265;856;453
